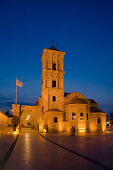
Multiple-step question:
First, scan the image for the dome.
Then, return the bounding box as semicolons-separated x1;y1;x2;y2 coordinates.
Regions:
64;92;88;105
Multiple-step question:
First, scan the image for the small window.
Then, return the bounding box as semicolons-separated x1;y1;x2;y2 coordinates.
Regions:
80;113;84;120
42;107;44;113
54;117;58;123
87;113;88;120
98;118;100;124
72;112;76;120
52;63;56;70
52;80;56;87
53;96;56;102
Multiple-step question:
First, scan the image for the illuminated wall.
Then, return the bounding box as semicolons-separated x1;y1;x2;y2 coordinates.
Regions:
0;111;9;128
89;113;106;133
41;48;65;112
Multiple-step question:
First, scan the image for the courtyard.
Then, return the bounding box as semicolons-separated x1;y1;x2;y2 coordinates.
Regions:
0;129;113;170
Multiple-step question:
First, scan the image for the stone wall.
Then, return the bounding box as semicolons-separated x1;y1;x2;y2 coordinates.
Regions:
65;104;89;133
0;111;9;128
89;112;106;133
43;110;64;132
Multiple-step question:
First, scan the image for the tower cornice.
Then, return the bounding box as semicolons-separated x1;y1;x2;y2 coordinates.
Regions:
41;48;66;61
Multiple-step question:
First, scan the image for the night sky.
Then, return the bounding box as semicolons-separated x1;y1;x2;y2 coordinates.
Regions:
0;0;113;114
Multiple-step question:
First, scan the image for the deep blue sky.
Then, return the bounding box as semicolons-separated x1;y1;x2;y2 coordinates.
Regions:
0;0;113;114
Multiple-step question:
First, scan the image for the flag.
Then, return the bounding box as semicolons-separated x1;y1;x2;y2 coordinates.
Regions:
16;79;23;87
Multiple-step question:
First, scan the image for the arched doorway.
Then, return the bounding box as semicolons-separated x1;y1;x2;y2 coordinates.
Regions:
20;110;37;132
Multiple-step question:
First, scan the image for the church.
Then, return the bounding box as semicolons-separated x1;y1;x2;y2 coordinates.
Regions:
12;46;106;134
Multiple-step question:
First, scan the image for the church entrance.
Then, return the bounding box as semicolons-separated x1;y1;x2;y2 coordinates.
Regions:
20;110;37;132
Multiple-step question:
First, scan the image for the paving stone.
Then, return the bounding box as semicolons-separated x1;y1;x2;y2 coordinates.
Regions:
5;132;104;170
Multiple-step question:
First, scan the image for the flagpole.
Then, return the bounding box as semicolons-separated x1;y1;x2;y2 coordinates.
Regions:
16;78;17;105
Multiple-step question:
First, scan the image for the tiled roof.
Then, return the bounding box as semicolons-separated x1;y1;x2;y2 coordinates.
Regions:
90;107;103;113
88;99;97;103
66;98;88;105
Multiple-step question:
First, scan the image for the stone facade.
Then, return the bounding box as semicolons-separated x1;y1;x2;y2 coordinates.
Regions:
12;46;106;134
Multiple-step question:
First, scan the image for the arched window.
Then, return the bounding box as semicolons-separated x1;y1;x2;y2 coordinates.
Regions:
53;96;56;102
52;63;56;70
52;80;56;87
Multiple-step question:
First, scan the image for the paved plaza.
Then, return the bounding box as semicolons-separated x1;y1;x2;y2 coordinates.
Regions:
0;129;113;170
0;130;16;161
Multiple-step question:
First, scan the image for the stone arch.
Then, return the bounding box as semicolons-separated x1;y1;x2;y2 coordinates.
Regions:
20;109;38;131
12;104;40;132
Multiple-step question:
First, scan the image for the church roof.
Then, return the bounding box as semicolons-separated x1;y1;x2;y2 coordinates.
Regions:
49;46;59;51
90;107;103;113
87;99;97;104
66;98;88;105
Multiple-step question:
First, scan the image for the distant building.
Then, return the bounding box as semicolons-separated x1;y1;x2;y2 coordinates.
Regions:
106;113;113;127
110;113;113;119
0;111;12;128
12;47;106;134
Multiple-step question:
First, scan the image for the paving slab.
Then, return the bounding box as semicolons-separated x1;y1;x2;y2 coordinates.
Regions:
5;132;104;170
43;132;113;169
0;131;17;161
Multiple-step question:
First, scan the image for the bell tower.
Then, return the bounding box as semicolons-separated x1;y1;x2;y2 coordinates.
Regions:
41;46;65;112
